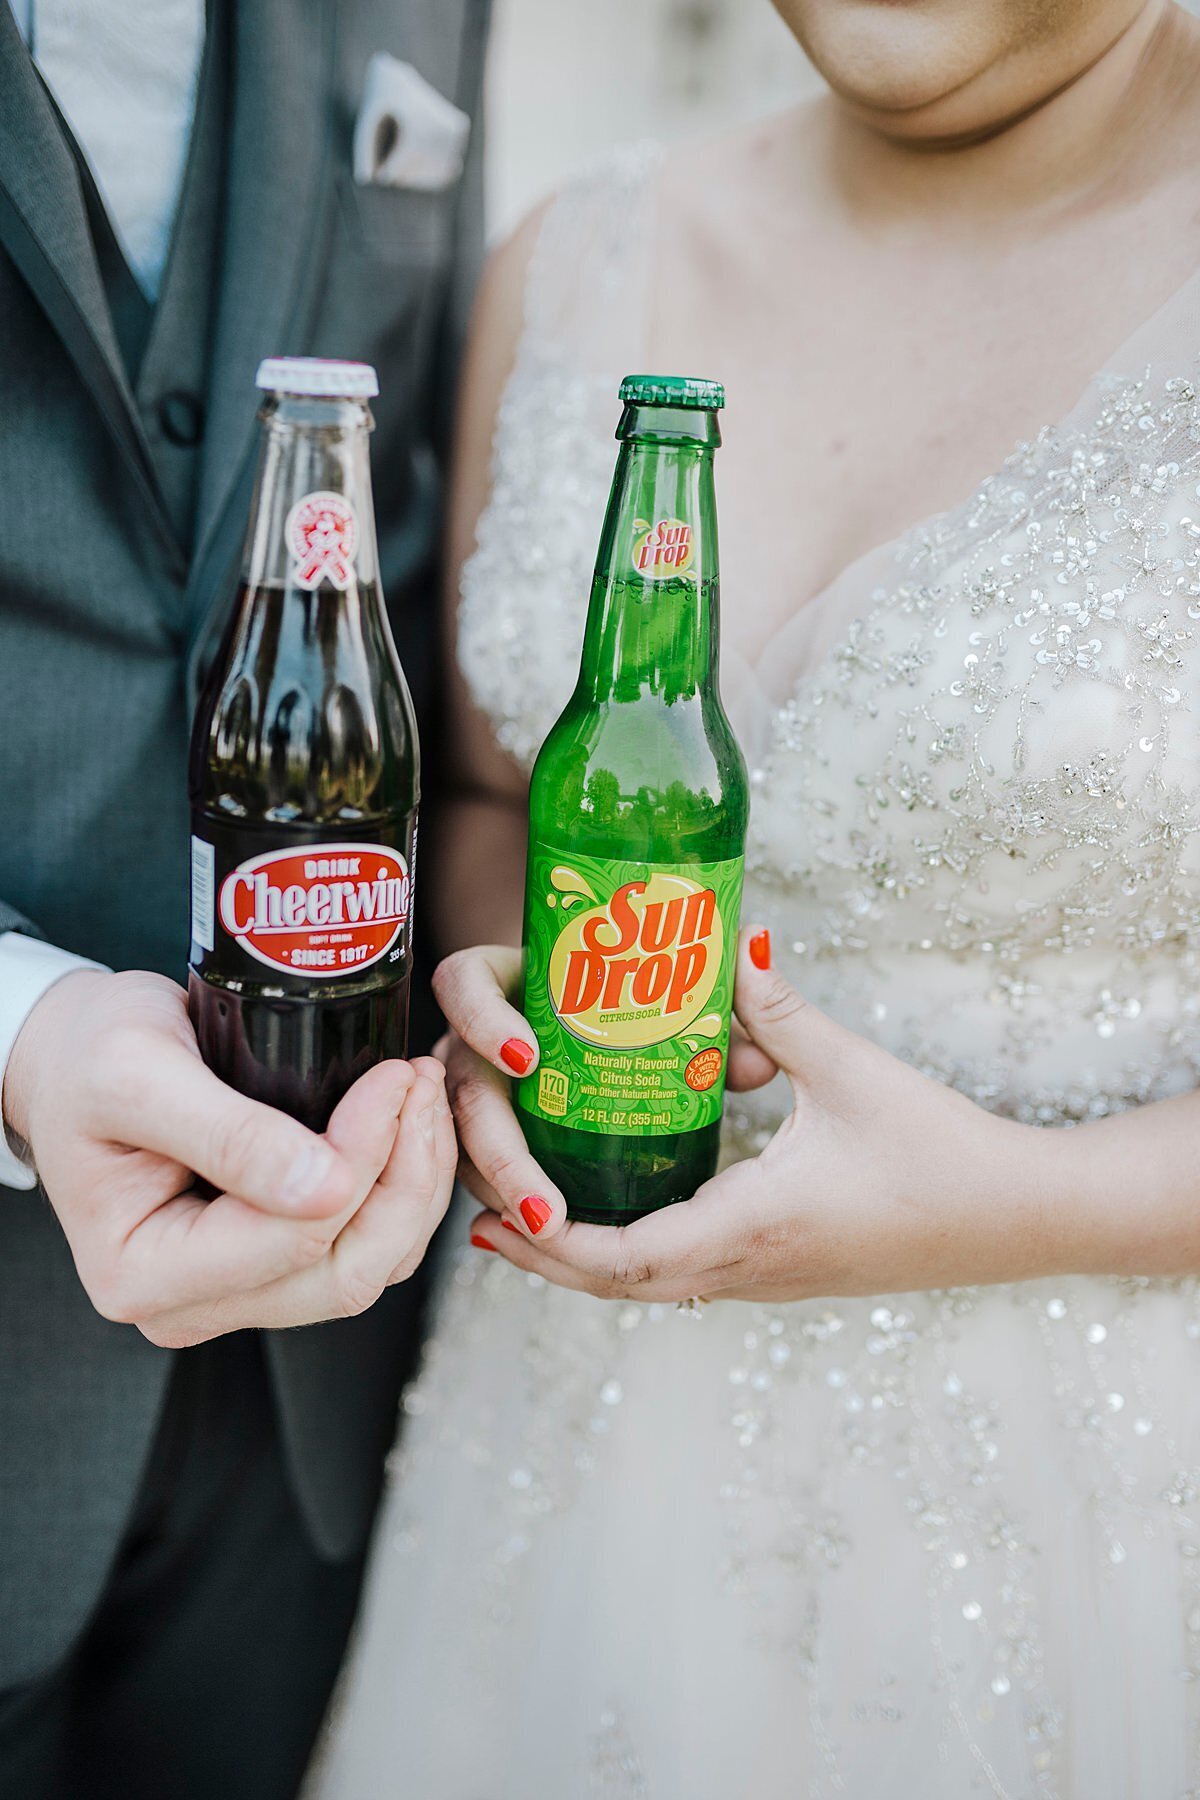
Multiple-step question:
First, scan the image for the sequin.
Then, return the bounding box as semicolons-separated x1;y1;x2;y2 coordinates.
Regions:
316;153;1200;1800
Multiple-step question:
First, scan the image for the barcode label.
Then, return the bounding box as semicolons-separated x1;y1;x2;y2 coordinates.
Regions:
191;835;215;952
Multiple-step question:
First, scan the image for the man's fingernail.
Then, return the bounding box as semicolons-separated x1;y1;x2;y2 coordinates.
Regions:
749;930;771;972
519;1195;553;1235
502;1218;521;1234
500;1038;536;1076
282;1141;338;1209
470;1233;497;1253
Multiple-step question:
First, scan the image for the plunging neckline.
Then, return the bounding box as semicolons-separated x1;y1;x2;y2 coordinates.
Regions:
630;143;1200;695
457;143;1200;779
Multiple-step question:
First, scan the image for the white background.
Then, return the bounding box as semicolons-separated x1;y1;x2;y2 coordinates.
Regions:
483;0;814;238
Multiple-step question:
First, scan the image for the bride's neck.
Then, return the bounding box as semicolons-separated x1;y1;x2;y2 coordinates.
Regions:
825;1;1196;228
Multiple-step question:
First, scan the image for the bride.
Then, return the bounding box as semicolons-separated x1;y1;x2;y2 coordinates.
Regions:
313;0;1200;1792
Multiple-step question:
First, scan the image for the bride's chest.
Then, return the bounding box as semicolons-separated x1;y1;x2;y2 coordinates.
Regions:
664;210;1200;669
742;417;1200;963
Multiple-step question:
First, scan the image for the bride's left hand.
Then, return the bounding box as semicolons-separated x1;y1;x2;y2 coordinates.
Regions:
467;929;1069;1302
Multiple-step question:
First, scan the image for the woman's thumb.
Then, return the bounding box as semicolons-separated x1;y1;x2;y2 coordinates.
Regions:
732;928;842;1080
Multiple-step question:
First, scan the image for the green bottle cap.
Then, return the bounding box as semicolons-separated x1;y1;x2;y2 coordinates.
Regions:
619;373;725;412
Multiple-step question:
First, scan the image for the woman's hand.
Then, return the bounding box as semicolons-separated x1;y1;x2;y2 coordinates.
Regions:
432;945;568;1239
432;943;781;1246
461;930;1073;1303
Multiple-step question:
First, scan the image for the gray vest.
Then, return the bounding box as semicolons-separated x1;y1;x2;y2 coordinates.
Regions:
0;0;488;1689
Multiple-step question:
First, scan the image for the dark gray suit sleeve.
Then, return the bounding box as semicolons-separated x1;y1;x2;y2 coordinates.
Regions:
0;905;43;941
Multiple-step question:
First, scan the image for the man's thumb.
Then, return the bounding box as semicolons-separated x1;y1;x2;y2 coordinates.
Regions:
732;928;843;1081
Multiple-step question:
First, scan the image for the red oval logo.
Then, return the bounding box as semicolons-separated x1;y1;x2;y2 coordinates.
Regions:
217;842;409;977
684;1047;723;1092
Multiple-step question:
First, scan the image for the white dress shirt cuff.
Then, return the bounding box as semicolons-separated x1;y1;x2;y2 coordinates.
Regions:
0;934;108;1190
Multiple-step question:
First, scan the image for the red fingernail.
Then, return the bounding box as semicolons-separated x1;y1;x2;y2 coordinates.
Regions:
502;1218;521;1234
470;1233;497;1252
519;1196;553;1235
500;1038;535;1076
749;930;771;971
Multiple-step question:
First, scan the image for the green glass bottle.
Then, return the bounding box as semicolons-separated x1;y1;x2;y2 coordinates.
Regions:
517;375;749;1224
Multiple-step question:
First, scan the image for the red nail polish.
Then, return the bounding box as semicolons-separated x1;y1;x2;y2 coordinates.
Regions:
519;1196;553;1235
470;1233;497;1252
501;1218;521;1234
749;930;771;971
500;1038;535;1076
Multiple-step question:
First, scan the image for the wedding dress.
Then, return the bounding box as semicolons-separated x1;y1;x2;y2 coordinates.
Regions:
311;147;1200;1799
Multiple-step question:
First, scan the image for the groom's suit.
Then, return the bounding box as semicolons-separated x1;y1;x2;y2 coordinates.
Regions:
0;0;487;1791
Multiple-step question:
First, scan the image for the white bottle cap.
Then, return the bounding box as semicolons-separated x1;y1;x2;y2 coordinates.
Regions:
255;357;380;399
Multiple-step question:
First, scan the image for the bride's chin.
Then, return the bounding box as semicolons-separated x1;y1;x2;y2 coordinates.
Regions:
816;51;1090;151
788;0;1169;150
788;2;1107;148
790;2;1007;112
828;76;1061;152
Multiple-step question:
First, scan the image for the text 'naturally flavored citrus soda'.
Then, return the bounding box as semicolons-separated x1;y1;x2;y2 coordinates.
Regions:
517;375;749;1224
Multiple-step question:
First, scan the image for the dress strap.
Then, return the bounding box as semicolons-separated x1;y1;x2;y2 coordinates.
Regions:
518;141;661;377
456;145;664;771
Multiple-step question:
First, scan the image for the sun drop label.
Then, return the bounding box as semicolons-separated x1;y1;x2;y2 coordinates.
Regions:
518;847;743;1136
632;516;694;579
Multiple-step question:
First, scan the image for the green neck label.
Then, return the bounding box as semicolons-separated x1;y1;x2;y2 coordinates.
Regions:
518;845;744;1137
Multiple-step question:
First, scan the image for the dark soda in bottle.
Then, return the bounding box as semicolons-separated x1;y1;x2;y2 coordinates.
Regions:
188;357;418;1131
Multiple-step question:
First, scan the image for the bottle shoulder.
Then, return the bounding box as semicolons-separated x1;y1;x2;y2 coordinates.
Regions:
189;583;419;822
529;691;747;863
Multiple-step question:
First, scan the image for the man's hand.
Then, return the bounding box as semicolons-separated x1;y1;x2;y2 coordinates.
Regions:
3;969;458;1347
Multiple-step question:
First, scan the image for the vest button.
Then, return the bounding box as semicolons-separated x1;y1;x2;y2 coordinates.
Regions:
158;390;205;448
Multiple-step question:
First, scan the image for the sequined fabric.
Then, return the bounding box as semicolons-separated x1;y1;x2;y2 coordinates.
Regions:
310;154;1200;1800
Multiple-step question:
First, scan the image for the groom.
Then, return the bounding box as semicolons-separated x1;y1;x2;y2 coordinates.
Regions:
0;1;488;1796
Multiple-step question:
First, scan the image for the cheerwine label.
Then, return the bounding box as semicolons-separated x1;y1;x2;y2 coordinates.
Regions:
519;846;743;1137
193;837;411;978
632;515;694;580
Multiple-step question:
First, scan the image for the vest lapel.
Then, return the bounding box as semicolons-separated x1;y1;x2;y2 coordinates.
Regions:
0;6;181;571
135;0;232;547
186;0;336;645
39;81;154;381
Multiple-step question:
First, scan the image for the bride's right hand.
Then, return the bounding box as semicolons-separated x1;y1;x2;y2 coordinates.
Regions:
432;945;569;1241
432;944;780;1243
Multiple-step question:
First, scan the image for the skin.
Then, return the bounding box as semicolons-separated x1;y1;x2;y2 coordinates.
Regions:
434;0;1200;1299
773;0;1156;137
2;971;458;1346
459;931;1200;1301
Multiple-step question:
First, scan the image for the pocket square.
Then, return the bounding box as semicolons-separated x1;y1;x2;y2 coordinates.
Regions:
353;54;471;192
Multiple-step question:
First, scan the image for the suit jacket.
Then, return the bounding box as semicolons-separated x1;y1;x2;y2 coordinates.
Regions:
0;0;488;1689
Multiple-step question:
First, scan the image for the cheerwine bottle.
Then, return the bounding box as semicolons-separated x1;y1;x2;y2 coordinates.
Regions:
517;375;748;1223
187;357;418;1130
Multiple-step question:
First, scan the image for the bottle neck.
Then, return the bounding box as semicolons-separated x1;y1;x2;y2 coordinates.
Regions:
241;394;380;597
580;407;721;706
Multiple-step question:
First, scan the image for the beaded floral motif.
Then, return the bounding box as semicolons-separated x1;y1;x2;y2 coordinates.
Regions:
738;367;1200;1163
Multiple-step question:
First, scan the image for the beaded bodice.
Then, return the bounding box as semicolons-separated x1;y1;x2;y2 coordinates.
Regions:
458;149;1200;1156
312;151;1200;1800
